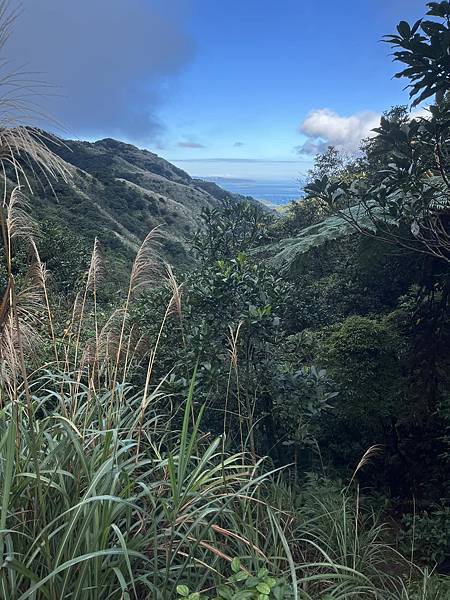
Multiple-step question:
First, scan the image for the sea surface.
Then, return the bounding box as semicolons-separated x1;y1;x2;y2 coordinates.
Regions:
203;177;301;206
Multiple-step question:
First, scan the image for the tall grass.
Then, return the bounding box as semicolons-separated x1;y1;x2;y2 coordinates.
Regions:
0;367;282;598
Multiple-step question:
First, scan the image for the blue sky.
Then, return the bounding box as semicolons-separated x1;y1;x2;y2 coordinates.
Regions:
163;0;426;179
9;0;428;180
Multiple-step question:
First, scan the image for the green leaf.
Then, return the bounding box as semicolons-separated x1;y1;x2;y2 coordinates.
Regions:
217;585;233;599
257;568;269;579
256;582;271;595
272;588;285;600
397;20;411;38
245;576;260;588
264;577;277;589
229;571;248;583
231;557;241;573
260;201;401;273
233;592;253;600
177;585;190;597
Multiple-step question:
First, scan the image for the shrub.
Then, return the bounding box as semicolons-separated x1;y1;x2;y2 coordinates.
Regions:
400;503;450;566
176;560;293;600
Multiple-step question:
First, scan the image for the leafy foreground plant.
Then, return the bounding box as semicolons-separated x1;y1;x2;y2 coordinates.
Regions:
176;558;293;600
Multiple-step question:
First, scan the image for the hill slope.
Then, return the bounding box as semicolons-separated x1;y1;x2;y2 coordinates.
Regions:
30;136;256;285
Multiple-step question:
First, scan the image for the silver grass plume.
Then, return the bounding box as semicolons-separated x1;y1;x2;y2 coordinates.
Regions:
0;2;70;197
0;313;17;386
108;227;164;411
227;321;243;369
165;263;183;319
30;239;58;363
4;186;33;241
348;445;383;488
0;282;43;384
0;188;41;375
72;237;102;369
129;227;163;294
86;237;102;291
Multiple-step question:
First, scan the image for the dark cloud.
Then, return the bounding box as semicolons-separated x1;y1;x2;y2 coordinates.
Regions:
178;141;206;148
6;0;194;142
233;141;244;147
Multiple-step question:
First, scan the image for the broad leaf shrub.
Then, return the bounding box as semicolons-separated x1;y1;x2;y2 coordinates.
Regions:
176;559;293;600
400;503;450;565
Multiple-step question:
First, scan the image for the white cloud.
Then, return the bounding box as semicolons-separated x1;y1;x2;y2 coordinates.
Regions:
296;108;381;155
411;106;431;120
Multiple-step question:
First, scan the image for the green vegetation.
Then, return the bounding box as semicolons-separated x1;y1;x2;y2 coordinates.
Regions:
1;1;450;598
26;134;256;289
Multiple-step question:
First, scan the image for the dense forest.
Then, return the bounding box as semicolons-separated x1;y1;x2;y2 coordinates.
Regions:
1;2;450;599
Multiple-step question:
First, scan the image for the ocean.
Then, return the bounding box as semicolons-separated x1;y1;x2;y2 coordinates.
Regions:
203;177;301;206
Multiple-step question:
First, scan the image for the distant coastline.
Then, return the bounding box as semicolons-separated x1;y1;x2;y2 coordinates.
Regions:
200;176;302;206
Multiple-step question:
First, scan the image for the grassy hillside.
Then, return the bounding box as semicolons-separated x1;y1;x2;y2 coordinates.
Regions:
29;136;256;286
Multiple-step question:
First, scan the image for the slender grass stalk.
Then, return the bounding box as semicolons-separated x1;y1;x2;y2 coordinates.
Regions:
108;227;161;423
30;240;62;384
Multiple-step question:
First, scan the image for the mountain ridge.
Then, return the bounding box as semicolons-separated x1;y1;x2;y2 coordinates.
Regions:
29;135;259;285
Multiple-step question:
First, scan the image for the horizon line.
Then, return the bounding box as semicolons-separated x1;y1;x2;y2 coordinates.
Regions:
169;157;309;164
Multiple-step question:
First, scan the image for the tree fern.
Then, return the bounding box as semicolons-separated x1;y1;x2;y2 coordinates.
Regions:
263;205;396;273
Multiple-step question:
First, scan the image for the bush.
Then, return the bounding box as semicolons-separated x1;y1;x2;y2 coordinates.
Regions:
315;316;405;472
176;560;293;600
400;503;450;566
